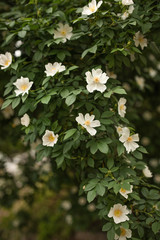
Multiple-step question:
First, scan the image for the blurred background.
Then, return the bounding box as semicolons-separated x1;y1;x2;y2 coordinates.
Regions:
0;0;160;240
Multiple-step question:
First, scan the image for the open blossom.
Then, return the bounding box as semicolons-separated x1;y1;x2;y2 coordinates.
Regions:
45;62;65;77
128;5;134;14
0;52;12;69
135;76;145;90
143;165;152;178
121;11;129;20
76;113;101;136
134;31;148;50
122;0;134;5
85;68;109;93
108;204;130;224
118;98;127;118
119;127;139;153
82;0;102;15
13;77;33;96
148;68;157;78
115;227;132;240
21;114;30;127
53;23;73;43
42;130;58;147
119;185;133;199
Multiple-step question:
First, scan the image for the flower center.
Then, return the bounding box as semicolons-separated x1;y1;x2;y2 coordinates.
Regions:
127;136;133;142
89;6;96;12
94;77;99;83
120;104;124;110
84;120;91;126
139;37;144;43
5;60;10;66
21;84;28;91
61;30;66;36
48;134;55;142
120;188;126;193
120;228;126;236
114;209;122;217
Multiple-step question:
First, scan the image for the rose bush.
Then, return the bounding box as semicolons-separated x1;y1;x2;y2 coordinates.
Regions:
1;0;160;239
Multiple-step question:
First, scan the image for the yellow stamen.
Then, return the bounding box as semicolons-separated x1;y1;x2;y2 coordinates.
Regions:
127;136;133;142
21;84;28;91
120;104;124;110
48;134;55;142
89;6;96;12
61;30;66;36
120;188;126;193
114;209;122;217
120;227;126;236
94;77;99;83
84;120;91;126
5;60;10;66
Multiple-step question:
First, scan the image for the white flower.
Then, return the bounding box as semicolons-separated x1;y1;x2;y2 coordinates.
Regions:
82;0;103;16
134;31;148;50
42;130;58;147
5;162;21;176
108;203;130;224
143;165;152;178
148;68;157;78
76;113;101;136
122;0;134;5
119;185;133;199
119;127;139;153
0;52;12;69
13;77;33;96
135;76;145;90
116;126;124;136
115;227;132;240
118;98;127;118
121;12;129;20
53;23;73;43
15;40;23;48
128;5;134;14
21;114;30;127
85;68;109;93
14;50;22;58
61;200;72;210
45;62;65;77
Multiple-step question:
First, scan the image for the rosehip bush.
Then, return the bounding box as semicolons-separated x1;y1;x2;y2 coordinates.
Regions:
1;0;160;239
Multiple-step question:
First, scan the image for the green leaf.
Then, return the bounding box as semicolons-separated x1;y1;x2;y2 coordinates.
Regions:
97;140;109;154
102;223;112;232
87;190;96;203
63;141;72;154
107;159;114;169
64;65;79;75
12;98;20;109
65;94;76;106
107;227;115;240
104;90;113;98
87;158;94;167
18;30;27;38
117;143;125;156
55;154;64;168
132;151;143;159
112;86;127;95
96;183;105;196
101;111;114;118
41;95;51;104
64;128;77;141
1;99;13;110
81;44;97;58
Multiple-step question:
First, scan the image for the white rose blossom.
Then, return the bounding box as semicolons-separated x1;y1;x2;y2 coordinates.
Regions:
143;165;152;178
119;185;133;199
121;12;129;20
108;203;130;224
119;127;139;153
122;0;134;6
116;126;124;136
118;98;127;118
85;68;109;93
115;227;132;240
135;76;145;90
128;5;134;14
133;31;148;50
13;77;33;96
0;52;12;69
42;130;58;147
53;23;73;43
76;113;101;136
21;114;30;127
45;62;66;77
82;0;103;16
